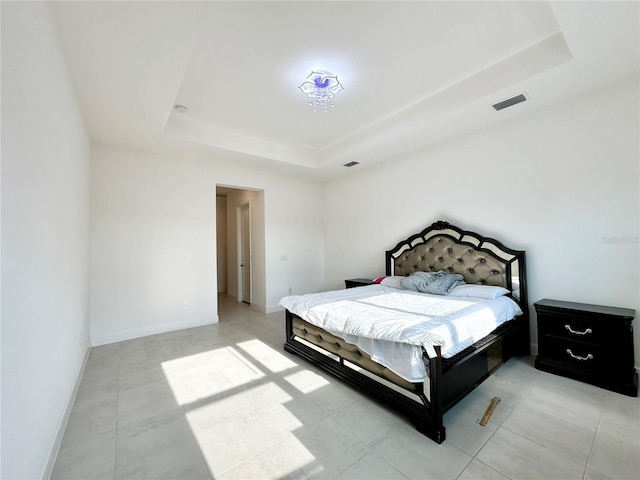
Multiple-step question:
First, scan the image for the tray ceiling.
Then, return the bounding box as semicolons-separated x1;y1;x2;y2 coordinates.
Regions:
51;1;639;179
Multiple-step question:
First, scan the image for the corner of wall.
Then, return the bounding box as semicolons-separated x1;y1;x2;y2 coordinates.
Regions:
41;347;91;480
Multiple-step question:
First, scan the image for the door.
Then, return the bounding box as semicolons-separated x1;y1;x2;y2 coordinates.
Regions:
240;204;251;304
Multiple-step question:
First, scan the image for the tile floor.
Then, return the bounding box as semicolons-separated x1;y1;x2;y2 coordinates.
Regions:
53;295;640;480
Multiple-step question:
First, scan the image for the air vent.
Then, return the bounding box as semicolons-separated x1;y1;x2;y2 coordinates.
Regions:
343;161;359;167
492;94;527;111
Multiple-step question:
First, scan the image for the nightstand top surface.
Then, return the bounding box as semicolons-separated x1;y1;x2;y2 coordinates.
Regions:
534;298;635;319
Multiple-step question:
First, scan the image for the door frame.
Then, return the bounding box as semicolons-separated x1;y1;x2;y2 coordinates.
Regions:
237;203;251;304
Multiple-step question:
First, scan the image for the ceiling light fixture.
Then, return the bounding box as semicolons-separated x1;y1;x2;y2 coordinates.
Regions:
298;71;343;112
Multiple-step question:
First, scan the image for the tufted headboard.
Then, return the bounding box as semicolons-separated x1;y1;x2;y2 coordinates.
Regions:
386;220;527;308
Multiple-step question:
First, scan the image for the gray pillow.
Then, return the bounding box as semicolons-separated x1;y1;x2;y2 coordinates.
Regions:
400;271;465;295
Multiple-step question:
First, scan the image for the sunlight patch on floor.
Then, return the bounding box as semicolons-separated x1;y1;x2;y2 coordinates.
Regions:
284;369;331;394
236;338;298;373
160;337;325;477
161;345;265;405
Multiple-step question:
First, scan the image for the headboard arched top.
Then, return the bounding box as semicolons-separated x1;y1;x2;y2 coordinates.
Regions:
386;221;527;307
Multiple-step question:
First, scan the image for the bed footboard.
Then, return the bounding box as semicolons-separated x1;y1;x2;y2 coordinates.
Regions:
285;309;525;443
284;310;447;443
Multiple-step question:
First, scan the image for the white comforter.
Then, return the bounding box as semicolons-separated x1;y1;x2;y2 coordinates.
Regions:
279;284;522;382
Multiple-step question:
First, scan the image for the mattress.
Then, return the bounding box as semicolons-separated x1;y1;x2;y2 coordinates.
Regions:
280;284;522;382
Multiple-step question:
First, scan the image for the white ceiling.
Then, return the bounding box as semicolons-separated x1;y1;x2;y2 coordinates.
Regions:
51;1;639;180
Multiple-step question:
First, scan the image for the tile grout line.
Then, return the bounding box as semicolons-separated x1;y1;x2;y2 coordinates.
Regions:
113;345;122;480
159;332;213;479
463;365;547;480
214;429;300;478
581;391;607;480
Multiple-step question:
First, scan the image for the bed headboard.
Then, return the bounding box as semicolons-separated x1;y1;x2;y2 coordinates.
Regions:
385;220;527;308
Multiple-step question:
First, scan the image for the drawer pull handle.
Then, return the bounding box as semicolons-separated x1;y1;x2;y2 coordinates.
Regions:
566;349;593;361
564;324;593;336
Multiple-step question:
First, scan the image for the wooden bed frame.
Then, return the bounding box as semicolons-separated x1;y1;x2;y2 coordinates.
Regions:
284;220;529;443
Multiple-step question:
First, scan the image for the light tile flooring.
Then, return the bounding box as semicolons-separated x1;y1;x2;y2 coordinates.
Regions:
53;295;640;480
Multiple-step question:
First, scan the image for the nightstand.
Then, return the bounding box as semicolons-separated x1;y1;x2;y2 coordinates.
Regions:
344;278;373;288
534;299;638;396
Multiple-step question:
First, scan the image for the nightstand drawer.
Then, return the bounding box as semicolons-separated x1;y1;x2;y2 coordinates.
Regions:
539;337;623;376
537;312;626;345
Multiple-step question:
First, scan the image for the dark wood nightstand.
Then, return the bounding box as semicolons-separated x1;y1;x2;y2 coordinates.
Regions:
344;278;374;288
534;299;638;396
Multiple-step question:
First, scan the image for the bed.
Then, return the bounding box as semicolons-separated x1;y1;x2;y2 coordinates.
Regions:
281;220;529;443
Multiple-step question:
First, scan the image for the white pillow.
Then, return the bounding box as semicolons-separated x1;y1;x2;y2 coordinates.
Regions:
449;284;510;299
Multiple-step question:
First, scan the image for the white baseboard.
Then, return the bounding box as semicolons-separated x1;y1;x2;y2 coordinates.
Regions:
91;316;219;347
266;305;284;314
250;303;266;313
42;346;91;480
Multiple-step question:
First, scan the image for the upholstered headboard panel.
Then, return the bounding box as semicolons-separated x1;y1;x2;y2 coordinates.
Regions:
391;235;507;287
385;220;527;306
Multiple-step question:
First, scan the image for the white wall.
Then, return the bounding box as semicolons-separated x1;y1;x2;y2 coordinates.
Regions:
1;2;91;478
90;143;325;343
323;76;640;360
264;178;326;308
90;144;219;344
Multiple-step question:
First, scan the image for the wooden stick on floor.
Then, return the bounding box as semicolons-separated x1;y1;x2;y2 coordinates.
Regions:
479;396;500;426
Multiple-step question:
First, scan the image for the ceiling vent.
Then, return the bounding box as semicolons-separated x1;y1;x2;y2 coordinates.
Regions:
343;161;359;167
492;93;527;111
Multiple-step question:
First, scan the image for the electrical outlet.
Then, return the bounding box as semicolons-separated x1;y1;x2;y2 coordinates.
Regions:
183;302;189;309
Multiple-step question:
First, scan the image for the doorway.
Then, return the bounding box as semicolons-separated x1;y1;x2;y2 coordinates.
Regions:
215;185;264;310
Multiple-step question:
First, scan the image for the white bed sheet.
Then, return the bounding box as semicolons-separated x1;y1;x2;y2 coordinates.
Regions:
280;284;522;382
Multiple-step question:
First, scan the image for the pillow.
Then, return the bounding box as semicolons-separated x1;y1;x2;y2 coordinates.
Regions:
372;276;386;284
400;271;465;295
380;276;405;289
449;284;510;299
